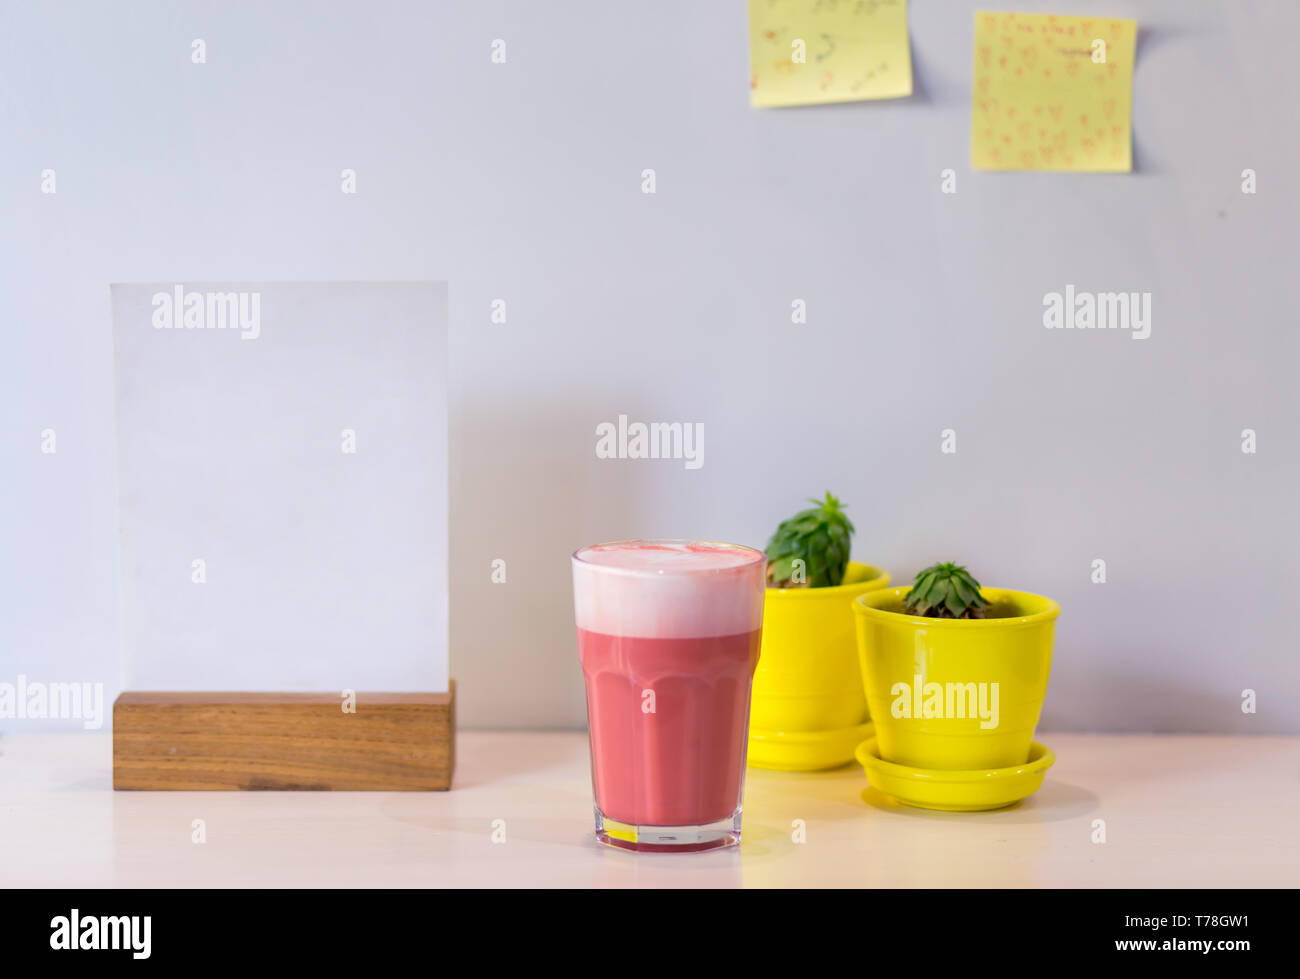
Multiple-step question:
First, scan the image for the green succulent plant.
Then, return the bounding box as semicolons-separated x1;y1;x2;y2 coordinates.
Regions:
764;491;855;588
905;562;989;619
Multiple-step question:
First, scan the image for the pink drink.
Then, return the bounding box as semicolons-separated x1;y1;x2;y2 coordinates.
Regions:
573;540;766;851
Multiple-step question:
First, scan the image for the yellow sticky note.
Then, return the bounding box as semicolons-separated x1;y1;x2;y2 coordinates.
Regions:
972;11;1136;172
748;0;912;107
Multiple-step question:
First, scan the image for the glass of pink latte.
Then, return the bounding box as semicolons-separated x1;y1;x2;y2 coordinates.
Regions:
572;540;767;852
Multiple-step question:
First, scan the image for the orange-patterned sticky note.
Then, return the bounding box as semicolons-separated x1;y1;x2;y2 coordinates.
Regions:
972;10;1136;172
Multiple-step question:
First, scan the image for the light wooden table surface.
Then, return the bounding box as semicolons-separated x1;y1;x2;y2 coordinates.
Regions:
2;731;1296;888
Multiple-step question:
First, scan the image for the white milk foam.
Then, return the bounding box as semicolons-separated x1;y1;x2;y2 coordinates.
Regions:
572;541;767;639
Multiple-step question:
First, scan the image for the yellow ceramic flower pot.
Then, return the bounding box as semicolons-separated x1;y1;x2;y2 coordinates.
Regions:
748;562;890;771
853;586;1060;771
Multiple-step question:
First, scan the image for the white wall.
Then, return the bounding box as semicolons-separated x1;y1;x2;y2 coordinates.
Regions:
2;0;1297;733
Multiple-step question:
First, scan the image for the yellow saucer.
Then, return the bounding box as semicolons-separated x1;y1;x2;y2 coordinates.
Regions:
749;722;874;772
855;738;1055;811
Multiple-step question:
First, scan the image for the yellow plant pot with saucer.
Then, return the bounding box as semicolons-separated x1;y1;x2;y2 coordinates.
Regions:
747;562;890;771
852;585;1060;809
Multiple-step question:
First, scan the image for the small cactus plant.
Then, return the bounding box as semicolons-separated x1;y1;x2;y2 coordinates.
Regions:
905;562;989;619
764;491;855;588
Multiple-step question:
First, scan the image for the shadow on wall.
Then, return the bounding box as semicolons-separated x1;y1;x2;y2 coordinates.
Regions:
448;391;1286;735
1042;658;1254;735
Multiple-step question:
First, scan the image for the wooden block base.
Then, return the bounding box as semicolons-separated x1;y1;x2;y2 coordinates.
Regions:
113;683;455;790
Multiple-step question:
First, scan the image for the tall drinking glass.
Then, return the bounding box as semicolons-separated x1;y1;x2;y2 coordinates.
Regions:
572;539;766;852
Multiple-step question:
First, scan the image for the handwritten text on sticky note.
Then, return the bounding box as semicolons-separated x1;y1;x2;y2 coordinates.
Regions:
749;0;913;108
972;11;1136;172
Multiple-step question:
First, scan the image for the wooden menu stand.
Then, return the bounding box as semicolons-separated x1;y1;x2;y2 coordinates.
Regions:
113;683;455;790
